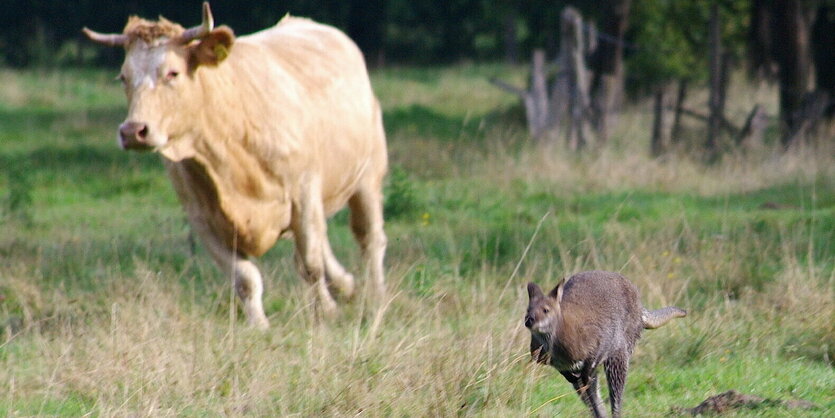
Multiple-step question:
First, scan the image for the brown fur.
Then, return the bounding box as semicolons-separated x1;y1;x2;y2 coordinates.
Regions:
123;16;185;46
85;5;388;328
525;271;686;417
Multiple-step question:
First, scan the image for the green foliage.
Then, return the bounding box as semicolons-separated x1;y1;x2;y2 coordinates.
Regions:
628;0;751;91
0;66;832;416
1;162;34;226
384;165;422;220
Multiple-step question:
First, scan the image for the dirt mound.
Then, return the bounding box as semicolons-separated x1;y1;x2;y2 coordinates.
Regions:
673;390;818;415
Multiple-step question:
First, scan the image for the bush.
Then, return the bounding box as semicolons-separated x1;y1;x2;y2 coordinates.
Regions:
384;165;421;220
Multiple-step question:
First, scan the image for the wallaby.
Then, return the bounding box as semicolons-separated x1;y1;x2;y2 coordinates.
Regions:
524;270;686;418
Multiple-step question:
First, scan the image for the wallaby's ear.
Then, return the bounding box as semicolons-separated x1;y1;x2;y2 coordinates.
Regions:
527;282;543;299
548;277;566;303
188;26;235;68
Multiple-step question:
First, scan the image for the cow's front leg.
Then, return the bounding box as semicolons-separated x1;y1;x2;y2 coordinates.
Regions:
292;177;338;318
231;258;270;329
199;230;270;329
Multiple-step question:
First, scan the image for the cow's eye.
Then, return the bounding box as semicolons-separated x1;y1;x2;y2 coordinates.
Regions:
166;70;180;80
543;307;550;314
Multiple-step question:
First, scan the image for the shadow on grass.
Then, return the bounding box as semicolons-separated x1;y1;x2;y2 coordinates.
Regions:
384;104;483;141
0;106;125;142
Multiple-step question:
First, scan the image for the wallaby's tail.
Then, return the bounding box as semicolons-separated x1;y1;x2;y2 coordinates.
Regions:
642;307;687;329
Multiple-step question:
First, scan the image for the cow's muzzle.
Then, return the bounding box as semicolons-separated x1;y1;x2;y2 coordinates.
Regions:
119;121;152;150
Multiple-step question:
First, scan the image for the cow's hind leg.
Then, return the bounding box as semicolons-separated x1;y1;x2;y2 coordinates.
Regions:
292;177;338;318
348;184;387;301
322;239;355;300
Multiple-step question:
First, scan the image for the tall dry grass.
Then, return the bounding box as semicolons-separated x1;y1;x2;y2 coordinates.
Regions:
1;66;833;416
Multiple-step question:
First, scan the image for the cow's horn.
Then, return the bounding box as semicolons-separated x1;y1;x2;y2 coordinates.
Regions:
180;2;214;43
82;27;128;47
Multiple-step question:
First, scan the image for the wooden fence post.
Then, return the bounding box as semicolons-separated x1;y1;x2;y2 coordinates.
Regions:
561;7;592;150
530;49;550;137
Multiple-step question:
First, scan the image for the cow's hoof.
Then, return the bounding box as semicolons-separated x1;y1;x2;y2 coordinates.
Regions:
319;299;338;319
250;317;270;330
328;273;355;301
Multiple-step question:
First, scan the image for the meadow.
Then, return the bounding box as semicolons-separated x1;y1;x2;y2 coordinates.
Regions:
0;64;833;416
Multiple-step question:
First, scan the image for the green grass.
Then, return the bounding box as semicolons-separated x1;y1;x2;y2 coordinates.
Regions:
1;65;833;416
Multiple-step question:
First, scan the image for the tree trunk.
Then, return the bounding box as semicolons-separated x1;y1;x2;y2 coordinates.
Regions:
706;3;723;159
590;0;632;144
561;7;591;150
748;0;777;80
347;0;386;68
530;49;550;137
772;0;813;147
651;87;668;157
671;79;688;144
488;49;551;139
738;104;769;148
503;12;519;64
811;5;835;119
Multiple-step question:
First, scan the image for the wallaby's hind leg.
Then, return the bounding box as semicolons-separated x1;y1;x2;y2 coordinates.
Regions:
604;354;630;418
561;368;607;418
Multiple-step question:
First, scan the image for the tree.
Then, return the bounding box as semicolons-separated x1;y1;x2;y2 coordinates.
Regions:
772;0;813;146
589;0;632;143
748;0;777;80
347;0;387;66
629;0;748;156
811;5;835;118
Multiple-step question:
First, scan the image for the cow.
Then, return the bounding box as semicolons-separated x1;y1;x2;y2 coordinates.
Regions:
83;2;388;329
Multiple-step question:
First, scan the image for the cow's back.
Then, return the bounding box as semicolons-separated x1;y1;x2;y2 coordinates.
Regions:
232;17;386;214
241;17;371;96
174;16;386;256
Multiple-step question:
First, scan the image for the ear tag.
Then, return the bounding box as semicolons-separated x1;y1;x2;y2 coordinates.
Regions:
213;44;228;61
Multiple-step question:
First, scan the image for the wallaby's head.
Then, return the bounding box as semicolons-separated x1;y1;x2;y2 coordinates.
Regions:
525;279;565;335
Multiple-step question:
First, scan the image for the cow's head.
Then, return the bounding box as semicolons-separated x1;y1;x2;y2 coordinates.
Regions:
83;2;234;158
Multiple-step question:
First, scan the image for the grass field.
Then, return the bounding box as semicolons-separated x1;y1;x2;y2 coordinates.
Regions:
1;65;833;416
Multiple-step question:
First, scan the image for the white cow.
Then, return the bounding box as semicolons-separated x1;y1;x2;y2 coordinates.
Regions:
84;2;388;328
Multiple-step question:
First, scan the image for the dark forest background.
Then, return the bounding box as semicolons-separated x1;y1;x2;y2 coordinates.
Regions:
1;0;833;149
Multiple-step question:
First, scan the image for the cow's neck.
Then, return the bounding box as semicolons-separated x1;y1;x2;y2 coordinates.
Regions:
192;64;247;149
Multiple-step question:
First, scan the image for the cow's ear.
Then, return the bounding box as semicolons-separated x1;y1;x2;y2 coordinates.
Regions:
188;26;235;68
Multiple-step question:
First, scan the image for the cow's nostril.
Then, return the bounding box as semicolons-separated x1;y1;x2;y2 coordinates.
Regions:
137;124;148;139
524;316;533;328
119;121;151;149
